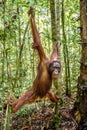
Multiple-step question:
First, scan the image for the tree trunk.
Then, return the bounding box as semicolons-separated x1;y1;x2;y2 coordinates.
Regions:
50;0;57;43
73;0;87;129
61;0;71;96
50;0;61;129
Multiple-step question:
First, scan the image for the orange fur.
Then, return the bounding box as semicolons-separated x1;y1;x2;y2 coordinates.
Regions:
10;7;61;113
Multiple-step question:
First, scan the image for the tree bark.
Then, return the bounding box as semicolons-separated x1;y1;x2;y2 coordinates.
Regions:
73;0;87;129
50;0;61;129
61;0;71;96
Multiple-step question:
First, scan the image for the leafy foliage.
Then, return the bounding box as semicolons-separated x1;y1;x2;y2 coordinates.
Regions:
0;0;80;112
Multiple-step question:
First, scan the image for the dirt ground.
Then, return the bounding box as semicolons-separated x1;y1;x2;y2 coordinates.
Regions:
0;93;82;130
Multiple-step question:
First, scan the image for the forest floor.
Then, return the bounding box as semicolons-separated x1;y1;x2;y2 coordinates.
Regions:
0;92;79;130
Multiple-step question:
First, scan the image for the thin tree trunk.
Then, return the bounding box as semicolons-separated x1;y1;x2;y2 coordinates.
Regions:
50;0;60;92
61;0;71;96
1;2;6;130
17;4;30;88
50;0;57;43
2;0;6;84
50;0;61;129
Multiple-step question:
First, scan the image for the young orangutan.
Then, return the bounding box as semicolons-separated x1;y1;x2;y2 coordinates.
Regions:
10;7;61;113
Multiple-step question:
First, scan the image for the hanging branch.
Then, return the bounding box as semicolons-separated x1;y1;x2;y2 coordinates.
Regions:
19;19;30;58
